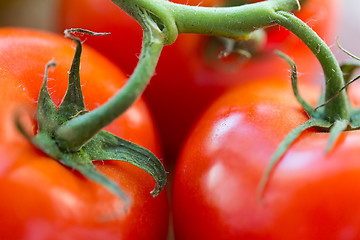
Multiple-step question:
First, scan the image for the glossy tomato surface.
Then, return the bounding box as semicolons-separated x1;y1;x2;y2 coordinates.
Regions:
172;79;360;240
0;28;168;240
59;0;339;161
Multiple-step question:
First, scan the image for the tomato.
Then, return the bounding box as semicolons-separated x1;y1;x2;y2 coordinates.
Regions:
172;78;360;239
0;28;168;240
59;0;339;161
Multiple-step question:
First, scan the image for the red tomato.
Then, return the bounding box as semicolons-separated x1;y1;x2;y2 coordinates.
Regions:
59;0;339;161
0;28;168;240
172;78;360;239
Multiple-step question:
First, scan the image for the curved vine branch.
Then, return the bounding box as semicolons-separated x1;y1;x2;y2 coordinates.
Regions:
111;0;300;45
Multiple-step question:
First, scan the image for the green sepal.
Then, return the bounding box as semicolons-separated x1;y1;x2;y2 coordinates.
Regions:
57;29;109;123
217;36;251;59
257;118;332;201
58;30;86;121
83;130;166;197
350;110;360;126
340;61;360;85
204;29;266;64
258;51;359;201
326;119;348;153
37;61;61;134
258;113;360;201
16;29;167;204
30;132;130;205
221;29;266;58
275;50;315;117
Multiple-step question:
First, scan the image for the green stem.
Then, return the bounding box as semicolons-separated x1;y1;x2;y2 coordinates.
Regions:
55;19;164;152
272;11;350;122
111;0;178;45
166;0;299;38
112;0;300;45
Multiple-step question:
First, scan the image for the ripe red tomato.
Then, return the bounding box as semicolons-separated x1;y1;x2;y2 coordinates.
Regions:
172;78;360;239
0;28;169;240
59;0;339;160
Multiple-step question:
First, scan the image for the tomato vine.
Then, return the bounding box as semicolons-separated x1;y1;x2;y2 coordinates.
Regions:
16;28;167;205
109;0;358;199
14;0;354;210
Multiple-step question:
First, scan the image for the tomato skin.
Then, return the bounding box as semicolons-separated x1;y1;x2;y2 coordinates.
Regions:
172;79;360;240
0;28;168;240
59;0;339;161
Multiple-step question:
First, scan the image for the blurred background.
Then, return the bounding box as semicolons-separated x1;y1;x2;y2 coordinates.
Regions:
0;0;57;31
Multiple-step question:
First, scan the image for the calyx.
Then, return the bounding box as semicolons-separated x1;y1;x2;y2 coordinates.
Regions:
16;29;167;205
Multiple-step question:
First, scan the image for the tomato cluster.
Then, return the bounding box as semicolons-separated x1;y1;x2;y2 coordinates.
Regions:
0;28;168;240
0;0;358;240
